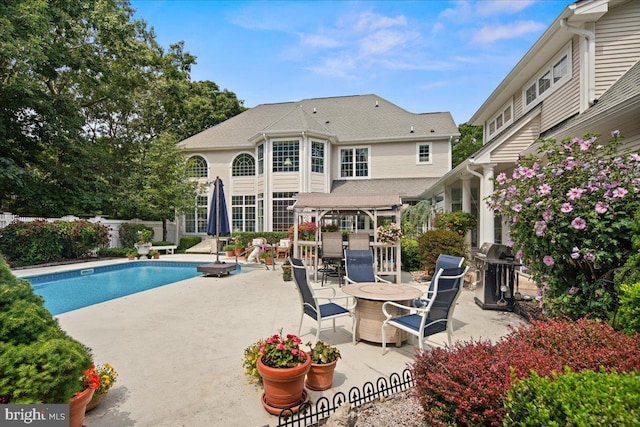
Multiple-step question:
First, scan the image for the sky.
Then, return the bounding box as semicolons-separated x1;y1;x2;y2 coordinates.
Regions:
130;0;571;124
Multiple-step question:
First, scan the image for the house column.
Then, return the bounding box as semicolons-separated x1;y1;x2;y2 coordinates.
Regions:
461;177;472;245
481;164;496;244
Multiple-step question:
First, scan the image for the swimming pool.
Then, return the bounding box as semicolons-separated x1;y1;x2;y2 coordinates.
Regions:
24;261;232;315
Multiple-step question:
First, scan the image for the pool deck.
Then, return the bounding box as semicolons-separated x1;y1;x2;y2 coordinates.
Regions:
13;255;527;427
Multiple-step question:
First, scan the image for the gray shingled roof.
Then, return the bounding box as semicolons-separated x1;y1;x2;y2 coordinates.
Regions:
179;94;458;150
331;177;439;200
293;193;402;210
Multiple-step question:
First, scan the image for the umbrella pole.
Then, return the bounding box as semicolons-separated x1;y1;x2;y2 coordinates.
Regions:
215;177;221;263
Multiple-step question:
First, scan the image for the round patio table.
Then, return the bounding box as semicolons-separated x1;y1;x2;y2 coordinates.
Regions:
342;283;422;346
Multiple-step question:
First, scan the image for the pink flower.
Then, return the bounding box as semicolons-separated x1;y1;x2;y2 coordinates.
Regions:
567;187;586;200
534;220;547;236
537;184;552;196
578;140;591;151
612;187;628;198
515;249;523;259
584;252;596;262
542;210;554;221
595;201;608;214
543;256;555;266
496;172;507;184
512;204;522;212
568;286;578;295
571;217;586;230
561;203;573;213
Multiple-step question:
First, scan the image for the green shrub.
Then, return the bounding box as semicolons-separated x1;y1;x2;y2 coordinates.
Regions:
400;237;421;271
178;236;202;252
433;211;477;236
0;258;92;403
416;229;467;274
118;223;154;248
231;232;289;248
98;247;132;258
151;240;174;246
505;368;640;426
618;282;640;334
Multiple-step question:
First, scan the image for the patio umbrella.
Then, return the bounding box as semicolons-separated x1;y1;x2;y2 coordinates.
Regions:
207;177;231;262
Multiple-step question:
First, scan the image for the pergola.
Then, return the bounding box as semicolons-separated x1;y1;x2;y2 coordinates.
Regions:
291;193;403;283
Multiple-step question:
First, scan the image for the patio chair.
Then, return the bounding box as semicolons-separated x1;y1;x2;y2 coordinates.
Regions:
290;258;356;343
276;239;291;258
344;249;391;284
347;233;370;251
415;255;465;306
321;232;345;286
381;265;468;354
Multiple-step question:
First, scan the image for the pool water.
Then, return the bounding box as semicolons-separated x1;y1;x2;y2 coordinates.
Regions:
24;261;220;315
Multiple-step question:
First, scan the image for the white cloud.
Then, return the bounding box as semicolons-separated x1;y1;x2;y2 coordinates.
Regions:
299;33;341;49
355;11;407;31
472;20;546;43
439;0;537;21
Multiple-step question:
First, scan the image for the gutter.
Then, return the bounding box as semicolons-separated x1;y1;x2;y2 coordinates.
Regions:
560;18;596;109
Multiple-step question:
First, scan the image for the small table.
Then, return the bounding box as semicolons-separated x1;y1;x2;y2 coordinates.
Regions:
342;283;422;346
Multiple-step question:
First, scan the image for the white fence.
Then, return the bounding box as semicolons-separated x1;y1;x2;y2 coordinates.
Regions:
0;213;177;248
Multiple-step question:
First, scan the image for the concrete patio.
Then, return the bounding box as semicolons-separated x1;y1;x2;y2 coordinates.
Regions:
14;255;526;427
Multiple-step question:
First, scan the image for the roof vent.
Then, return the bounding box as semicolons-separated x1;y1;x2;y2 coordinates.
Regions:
410;126;414;133
430;129;435;133
325;121;330;124
375;100;379;107
313;108;317;113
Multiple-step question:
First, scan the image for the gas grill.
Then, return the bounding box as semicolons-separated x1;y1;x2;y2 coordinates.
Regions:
474;242;521;311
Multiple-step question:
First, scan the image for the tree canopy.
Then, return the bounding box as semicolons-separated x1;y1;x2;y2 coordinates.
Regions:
452;123;483;168
0;0;245;218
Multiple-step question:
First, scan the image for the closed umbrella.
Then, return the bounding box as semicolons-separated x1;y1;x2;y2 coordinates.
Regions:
207;177;231;262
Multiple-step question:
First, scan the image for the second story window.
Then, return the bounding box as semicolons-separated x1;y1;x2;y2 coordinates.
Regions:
340;147;369;178
232;153;255;176
187;155;207;178
523;43;572;112
487;100;514;139
257;144;264;174
273;140;299;172
311;141;324;173
416;143;432;164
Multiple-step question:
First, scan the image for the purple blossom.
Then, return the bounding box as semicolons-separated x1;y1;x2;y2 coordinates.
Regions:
612;187;628;198
534;220;547;236
567;187;586;200
568;286;578;295
584;252;595;262
543;256;555;266
595;201;608;214
512;204;522;212
611;129;620;138
561;203;573;213
515;249;523;259
538;183;552;196
571;217;586;230
570;247;580;259
543;210;554;221
496;172;507;184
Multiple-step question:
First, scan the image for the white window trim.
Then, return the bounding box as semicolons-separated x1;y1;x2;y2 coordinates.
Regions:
231;151;256;177
486;99;514;140
522;42;573;114
339;145;371;179
415;142;433;165
272;138;300;173
311;140;325;174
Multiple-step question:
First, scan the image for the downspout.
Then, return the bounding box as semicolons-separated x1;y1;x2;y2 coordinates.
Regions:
467;161;486;244
560;18;596;109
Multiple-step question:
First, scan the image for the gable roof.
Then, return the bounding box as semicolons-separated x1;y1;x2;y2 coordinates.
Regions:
331;177;439;200
179;94;458;150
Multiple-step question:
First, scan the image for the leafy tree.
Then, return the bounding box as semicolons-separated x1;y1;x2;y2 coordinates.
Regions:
452;123;483;168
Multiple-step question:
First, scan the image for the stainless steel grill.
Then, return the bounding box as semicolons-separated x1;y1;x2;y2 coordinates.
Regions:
474;243;520;311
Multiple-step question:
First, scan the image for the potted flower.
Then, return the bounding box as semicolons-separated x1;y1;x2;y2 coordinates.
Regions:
126;249;137;260
86;363;117;412
234;240;244;256
134;229;153;257
149;250;160;259
254;330;310;415
69;365;100;427
305;340;341;391
260;250;274;265
281;260;292;281
223;244;235;257
376;222;403;245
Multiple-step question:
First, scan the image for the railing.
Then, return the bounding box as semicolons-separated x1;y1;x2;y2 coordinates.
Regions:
276;368;414;427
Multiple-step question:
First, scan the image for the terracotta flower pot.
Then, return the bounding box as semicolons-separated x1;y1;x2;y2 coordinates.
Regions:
257;354;310;413
69;387;95;427
306;359;338;391
85;393;105;412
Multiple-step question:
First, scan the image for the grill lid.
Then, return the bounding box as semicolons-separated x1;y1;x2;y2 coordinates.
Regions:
476;242;513;261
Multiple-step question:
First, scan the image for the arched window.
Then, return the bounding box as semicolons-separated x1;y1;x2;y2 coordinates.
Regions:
232;153;255;176
187;156;208;178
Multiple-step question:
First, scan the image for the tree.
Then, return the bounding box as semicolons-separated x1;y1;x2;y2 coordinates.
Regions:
452;123;483;168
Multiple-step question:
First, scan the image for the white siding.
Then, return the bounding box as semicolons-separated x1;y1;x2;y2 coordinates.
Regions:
272;173;302;191
595;0;640;98
231;177;255;194
540;37;581;132
491;116;541;163
310;174;326;192
369;141;451;178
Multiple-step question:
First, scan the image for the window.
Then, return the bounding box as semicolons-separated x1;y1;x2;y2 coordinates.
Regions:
231;195;256;232
273;140;299;172
257;144;264;174
257;193;264;232
451;188;462;212
340;147;369;178
187;156;207;178
311;141;324;173
185;195;208;233
416;143;432;164
232;153;255;177
272;192;296;231
523;44;572;111
487;99;514;138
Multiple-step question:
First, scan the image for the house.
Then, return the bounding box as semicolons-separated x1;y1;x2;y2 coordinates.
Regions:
421;0;640;248
178;94;459;236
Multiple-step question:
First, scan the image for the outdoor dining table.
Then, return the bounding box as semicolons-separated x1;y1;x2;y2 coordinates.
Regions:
342;282;423;346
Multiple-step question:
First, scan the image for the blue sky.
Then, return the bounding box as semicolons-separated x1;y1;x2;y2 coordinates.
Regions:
130;0;571;124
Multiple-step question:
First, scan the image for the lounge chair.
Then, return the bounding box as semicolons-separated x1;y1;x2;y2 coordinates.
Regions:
381;265;468;354
290;258;356;343
344;249;391;284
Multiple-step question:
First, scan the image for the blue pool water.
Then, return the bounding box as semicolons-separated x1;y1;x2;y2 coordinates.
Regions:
24;261;217;315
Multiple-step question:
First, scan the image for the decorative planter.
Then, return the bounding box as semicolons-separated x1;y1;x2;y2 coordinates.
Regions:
257;354;310;414
282;272;292;281
234;248;243;256
305;359;338;391
263;257;274;265
226;250;234;257
85;393;106;412
134;243;152;256
152;253;160;259
69;387;95;427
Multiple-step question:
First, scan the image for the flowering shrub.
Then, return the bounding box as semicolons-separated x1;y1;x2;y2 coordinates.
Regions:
260;331;307;369
289;221;317;241
412;318;640;427
487;131;640;319
433;211;477;236
376;222;403;244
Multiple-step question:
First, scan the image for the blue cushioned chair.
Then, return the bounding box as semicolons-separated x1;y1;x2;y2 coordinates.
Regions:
414;254;465;307
381;264;468;354
290;258;356;343
344;249;391;284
